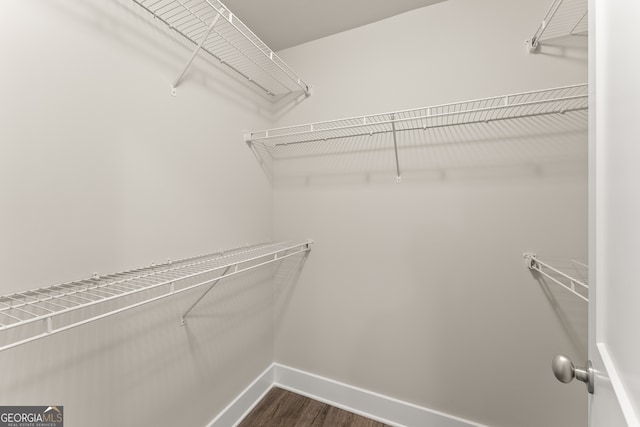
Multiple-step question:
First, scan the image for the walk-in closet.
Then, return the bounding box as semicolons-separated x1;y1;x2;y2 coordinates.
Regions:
1;0;638;426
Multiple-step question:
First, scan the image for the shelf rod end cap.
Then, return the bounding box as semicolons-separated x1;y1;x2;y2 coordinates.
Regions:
525;38;539;54
523;252;537;269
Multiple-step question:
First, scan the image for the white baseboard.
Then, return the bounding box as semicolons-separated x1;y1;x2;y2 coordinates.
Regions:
207;364;275;427
208;363;486;427
273;363;486;427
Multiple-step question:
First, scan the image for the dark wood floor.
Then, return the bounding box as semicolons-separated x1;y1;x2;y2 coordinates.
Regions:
238;387;391;427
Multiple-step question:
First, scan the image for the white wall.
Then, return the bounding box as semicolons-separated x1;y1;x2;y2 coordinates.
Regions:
0;0;277;425
272;1;589;426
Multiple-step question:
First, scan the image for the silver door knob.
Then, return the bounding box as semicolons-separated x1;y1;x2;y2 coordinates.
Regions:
552;354;594;394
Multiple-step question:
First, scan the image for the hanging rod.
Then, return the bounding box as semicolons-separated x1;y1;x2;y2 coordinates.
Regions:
526;0;588;53
0;240;312;352
131;0;310;98
523;253;588;302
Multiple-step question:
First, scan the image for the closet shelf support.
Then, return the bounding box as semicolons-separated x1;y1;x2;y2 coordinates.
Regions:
391;114;401;183
523;252;588;302
526;0;588;54
180;265;231;325
171;12;222;96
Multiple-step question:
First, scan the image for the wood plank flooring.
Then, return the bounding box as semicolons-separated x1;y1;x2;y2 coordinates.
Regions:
238;387;391;427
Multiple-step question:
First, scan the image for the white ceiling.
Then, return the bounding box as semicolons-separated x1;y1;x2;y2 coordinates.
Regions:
221;0;447;51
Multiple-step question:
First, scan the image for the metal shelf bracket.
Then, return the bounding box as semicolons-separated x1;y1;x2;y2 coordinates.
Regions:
390;114;401;183
171;12;222;96
526;0;587;54
180;265;231;325
523;251;537;268
523;252;588;302
525;38;539;54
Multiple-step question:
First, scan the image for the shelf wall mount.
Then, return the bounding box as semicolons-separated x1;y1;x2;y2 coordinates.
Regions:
523;252;588;302
526;0;588;53
0;240;313;352
131;0;311;99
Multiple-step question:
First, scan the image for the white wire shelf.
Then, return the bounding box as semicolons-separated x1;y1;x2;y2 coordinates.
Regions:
131;0;310;98
0;240;312;352
245;84;588;181
524;253;588;302
526;0;588;52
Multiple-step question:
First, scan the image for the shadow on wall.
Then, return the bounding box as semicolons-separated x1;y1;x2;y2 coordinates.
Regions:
253;110;588;186
273;252;311;333
534;35;588;63
527;258;589;356
45;0;308;118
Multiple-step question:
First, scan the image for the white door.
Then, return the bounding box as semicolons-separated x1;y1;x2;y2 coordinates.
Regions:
588;0;640;425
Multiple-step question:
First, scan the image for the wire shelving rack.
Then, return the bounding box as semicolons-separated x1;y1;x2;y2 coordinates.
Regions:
131;0;310;98
524;253;588;302
0;240;312;352
245;84;588;181
526;0;588;52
